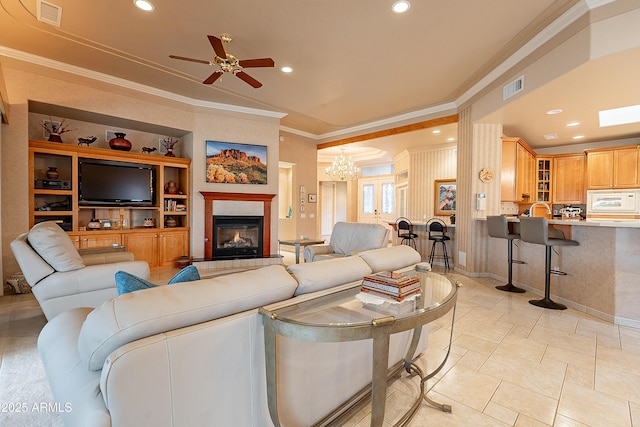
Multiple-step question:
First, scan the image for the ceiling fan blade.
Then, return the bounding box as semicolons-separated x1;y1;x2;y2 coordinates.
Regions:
203;71;223;85
169;55;210;65
207;35;227;59
238;58;275;68
235;71;262;88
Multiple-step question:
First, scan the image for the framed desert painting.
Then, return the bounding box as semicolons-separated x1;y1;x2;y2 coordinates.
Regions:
434;179;456;215
205;141;268;184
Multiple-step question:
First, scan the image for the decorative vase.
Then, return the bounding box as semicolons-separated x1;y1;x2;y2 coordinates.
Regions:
87;219;102;230
46;167;60;179
177;256;191;268
109;132;132;151
143;218;155;227
450;214;456;224
165;148;175;157
165;217;177;227
48;133;63;143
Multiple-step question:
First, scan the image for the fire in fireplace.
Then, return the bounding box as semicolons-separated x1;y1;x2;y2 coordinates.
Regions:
212;216;263;259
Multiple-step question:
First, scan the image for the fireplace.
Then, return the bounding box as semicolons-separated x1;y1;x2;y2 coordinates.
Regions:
212;216;263;259
201;192;276;260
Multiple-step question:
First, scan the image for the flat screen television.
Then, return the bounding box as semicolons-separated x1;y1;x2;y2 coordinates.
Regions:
79;159;155;206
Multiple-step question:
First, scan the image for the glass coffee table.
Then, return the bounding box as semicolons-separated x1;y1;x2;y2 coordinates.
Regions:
259;268;458;427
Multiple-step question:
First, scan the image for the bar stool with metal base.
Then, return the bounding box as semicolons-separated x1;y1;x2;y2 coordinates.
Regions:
519;217;579;310
427;218;451;270
487;215;525;293
395;217;418;249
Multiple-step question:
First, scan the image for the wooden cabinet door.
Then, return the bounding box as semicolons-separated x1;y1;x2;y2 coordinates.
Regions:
553;154;585;204
124;231;158;267
158;230;189;268
614;148;639;188
502;137;536;202
587;151;613;189
79;233;122;249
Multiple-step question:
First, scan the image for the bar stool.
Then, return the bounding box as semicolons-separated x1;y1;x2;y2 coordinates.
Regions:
427;218;451;270
487;215;525;293
519;217;579;310
395;217;418;249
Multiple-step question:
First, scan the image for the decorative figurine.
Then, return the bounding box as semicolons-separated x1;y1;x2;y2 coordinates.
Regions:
77;136;97;146
142;147;157;154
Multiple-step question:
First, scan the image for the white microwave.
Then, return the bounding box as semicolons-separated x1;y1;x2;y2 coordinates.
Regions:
587;189;640;215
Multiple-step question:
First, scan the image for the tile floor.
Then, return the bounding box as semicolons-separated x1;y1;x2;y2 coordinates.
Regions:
1;258;639;426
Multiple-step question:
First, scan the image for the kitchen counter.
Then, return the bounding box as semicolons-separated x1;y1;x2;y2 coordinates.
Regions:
481;215;640;328
479;216;640;228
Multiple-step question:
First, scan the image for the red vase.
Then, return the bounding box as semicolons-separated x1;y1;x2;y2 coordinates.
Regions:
109;133;132;151
48;133;63;143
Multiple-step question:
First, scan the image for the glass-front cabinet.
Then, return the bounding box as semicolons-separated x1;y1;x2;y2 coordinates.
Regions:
536;157;552;202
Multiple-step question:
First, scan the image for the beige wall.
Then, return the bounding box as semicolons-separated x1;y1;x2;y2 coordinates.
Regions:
0;64;280;285
406;144;457;222
278;131;318;240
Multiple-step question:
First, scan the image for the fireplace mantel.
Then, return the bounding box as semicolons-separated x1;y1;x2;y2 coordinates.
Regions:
200;192;276;260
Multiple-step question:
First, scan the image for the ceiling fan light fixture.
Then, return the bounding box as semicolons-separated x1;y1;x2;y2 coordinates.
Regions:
391;0;410;14
133;0;154;11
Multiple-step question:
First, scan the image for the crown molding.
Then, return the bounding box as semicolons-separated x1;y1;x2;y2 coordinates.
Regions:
0;46;287;120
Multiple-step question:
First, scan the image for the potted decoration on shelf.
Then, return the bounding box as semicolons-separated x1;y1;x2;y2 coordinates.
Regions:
40;117;76;143
161;137;179;157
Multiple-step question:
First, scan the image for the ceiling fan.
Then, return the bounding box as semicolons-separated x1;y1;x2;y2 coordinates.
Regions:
169;33;275;88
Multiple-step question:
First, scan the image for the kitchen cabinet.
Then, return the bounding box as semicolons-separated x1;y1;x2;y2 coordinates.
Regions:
586;146;639;189
553;154;585;204
536;157;552;202
501;137;536;203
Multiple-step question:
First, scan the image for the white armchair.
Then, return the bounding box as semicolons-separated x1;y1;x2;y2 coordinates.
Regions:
303;222;390;262
10;221;150;320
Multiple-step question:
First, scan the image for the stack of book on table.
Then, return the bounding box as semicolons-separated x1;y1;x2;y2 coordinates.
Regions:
360;271;421;302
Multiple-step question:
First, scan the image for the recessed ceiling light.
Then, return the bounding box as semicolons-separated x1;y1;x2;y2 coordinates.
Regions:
447;137;456;142
432;129;441;134
134;0;154;11
573;135;585;140
543;134;558;140
566;121;580;127
392;0;410;13
281;66;293;73
599;104;640;127
546;109;563;115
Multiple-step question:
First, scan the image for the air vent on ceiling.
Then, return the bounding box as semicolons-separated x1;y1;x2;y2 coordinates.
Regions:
503;75;524;100
37;0;62;27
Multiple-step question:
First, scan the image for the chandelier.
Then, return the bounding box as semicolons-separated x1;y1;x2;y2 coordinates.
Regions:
325;148;360;181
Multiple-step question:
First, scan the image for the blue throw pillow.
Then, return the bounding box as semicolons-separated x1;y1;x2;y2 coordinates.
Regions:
115;266;201;295
167;265;200;284
115;271;157;295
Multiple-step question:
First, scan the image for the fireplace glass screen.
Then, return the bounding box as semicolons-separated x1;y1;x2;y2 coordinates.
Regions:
213;215;263;259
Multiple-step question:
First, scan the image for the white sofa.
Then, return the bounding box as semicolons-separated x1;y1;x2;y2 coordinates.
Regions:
303;221;390;262
10;221;150;320
38;245;425;427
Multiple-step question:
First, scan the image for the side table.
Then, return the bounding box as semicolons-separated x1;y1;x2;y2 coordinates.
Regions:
259;268;458;426
277;238;325;264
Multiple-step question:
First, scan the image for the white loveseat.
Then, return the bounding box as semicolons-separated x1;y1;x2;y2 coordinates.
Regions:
303;221;390;262
38;245;425;427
